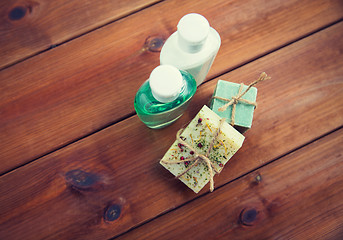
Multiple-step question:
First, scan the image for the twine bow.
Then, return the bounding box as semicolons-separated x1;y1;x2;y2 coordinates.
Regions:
161;118;226;192
212;72;270;126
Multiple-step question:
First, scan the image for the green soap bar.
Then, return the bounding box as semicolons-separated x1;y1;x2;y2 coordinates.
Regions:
210;80;257;132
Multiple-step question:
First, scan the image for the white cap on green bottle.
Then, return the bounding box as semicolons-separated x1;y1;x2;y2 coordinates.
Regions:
149;65;183;103
177;13;210;53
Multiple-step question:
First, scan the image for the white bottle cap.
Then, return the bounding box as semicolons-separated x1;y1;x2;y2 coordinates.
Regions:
149;65;183;103
177;13;210;53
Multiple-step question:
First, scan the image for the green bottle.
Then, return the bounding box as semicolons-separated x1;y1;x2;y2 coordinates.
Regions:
134;65;197;129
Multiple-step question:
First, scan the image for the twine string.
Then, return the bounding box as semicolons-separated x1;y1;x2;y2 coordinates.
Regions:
162;118;226;192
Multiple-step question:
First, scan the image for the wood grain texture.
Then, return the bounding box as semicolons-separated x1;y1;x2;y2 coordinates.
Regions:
1;0;342;175
0;0;161;69
0;21;342;240
118;129;343;240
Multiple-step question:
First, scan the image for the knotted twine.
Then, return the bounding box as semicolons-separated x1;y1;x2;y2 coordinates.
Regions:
161;118;226;192
212;72;270;126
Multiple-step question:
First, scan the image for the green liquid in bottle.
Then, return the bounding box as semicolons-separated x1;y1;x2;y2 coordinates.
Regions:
134;70;196;129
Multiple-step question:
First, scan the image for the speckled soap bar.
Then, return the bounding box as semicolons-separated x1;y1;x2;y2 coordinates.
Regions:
160;105;245;193
210;80;257;133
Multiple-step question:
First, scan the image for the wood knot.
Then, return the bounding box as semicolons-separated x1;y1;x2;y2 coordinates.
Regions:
249;173;262;188
255;174;262;182
8;6;27;20
240;208;258;226
144;36;165;52
104;204;121;221
65;169;99;191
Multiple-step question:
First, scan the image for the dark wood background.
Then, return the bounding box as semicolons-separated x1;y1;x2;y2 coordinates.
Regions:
0;0;342;239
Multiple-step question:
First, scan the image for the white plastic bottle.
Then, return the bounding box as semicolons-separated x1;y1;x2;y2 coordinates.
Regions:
160;13;221;86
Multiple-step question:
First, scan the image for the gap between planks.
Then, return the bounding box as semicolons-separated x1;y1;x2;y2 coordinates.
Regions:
1;18;342;178
209;18;343;81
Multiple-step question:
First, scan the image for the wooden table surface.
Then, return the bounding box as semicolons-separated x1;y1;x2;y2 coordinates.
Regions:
1;0;343;239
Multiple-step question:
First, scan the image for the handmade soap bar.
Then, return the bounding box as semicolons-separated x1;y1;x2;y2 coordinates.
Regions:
160;105;245;193
210;80;257;133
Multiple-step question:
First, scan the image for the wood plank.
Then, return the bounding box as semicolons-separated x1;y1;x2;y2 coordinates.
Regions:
1;0;342;174
0;0;161;69
0;21;342;240
118;129;343;240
